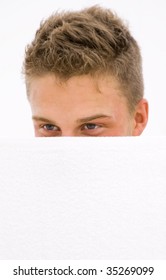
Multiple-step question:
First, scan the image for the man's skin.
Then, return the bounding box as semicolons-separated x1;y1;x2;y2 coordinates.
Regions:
28;74;148;137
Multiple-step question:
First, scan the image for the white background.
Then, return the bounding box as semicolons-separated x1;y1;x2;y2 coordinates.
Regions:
0;0;166;138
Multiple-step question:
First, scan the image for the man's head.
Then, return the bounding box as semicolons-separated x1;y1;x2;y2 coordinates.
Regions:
23;5;148;136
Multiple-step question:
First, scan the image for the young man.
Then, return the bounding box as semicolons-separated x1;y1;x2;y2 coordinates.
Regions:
23;5;148;137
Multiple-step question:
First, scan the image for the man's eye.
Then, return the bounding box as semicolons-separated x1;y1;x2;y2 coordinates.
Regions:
42;124;59;131
82;123;100;130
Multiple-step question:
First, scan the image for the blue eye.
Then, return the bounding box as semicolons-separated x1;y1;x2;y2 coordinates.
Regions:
43;124;58;131
83;123;99;130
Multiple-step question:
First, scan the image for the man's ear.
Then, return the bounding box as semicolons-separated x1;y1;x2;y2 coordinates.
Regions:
132;99;149;136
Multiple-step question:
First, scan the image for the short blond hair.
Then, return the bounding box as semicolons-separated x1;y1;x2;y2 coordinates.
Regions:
23;5;144;112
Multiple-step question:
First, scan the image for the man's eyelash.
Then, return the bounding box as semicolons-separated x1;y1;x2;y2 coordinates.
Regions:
40;124;59;131
81;123;102;130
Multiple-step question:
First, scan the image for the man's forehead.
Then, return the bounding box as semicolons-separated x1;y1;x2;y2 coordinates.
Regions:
28;74;125;107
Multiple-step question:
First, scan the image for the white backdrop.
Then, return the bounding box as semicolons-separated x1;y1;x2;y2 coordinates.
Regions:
0;0;165;138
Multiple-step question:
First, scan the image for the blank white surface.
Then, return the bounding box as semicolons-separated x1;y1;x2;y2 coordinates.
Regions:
0;137;166;259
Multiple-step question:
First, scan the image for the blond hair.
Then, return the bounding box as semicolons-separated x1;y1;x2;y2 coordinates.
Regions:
23;5;144;112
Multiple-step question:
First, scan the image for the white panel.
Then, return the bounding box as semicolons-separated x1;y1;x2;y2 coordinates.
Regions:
0;137;165;259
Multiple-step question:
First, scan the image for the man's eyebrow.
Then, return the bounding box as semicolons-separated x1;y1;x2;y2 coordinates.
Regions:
32;116;55;123
32;114;112;124
77;114;112;123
